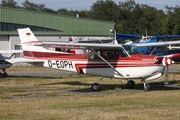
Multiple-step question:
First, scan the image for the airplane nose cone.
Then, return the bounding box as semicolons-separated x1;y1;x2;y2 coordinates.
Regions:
162;57;174;66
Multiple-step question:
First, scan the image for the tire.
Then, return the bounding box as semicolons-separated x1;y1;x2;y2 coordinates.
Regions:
91;83;100;91
144;82;150;91
127;80;135;89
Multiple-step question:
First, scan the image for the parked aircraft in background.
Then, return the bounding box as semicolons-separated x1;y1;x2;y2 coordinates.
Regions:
116;33;180;54
0;50;23;77
10;27;180;91
116;33;180;43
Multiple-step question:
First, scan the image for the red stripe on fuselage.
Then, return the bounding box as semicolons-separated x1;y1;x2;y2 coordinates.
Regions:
23;51;85;59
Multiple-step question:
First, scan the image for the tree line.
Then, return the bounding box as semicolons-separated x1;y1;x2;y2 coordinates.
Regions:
1;0;180;36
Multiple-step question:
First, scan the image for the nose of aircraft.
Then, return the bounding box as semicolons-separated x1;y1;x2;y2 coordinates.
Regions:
162;57;174;66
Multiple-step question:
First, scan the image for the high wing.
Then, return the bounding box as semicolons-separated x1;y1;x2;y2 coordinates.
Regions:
78;39;114;43
133;41;180;47
33;39;180;50
39;42;123;50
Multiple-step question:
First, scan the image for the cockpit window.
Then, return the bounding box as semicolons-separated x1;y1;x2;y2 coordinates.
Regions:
88;50;120;60
122;45;143;55
88;48;131;60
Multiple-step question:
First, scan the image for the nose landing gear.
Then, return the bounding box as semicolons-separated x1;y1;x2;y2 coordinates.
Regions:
143;81;150;91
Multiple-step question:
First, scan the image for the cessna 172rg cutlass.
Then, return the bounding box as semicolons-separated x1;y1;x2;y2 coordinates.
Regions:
13;27;178;91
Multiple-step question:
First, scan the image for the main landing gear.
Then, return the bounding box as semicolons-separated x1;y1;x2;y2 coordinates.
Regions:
127;80;135;89
126;80;150;91
92;83;100;91
91;78;150;91
91;77;103;91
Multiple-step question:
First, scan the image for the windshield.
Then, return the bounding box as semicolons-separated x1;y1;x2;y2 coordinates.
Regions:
122;44;143;55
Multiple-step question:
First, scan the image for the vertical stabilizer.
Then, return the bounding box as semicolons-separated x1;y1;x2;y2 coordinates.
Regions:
18;27;38;43
17;27;48;58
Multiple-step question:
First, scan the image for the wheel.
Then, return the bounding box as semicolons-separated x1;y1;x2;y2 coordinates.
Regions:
144;82;150;91
91;83;100;91
3;72;8;77
127;80;135;89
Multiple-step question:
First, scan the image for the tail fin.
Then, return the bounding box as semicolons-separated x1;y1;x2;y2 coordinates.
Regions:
18;27;39;43
17;27;48;58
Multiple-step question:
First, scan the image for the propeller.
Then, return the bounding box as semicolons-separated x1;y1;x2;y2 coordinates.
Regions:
162;57;174;66
162;56;175;86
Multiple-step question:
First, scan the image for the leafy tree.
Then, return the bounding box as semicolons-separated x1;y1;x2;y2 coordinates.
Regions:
22;0;46;12
0;0;19;8
172;24;180;35
22;0;56;13
90;0;120;23
78;10;90;18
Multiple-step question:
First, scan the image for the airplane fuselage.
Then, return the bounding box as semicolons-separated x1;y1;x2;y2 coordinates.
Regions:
23;50;166;81
43;59;164;80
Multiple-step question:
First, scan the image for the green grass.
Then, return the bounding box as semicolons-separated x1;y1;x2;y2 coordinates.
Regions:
0;91;180;120
0;71;180;119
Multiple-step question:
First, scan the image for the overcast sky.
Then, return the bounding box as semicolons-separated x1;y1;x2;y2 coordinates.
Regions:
16;0;179;11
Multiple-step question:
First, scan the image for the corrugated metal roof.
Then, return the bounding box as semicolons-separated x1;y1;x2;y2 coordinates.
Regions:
0;7;114;36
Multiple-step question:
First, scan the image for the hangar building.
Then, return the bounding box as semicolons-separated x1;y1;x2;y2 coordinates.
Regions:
0;7;114;55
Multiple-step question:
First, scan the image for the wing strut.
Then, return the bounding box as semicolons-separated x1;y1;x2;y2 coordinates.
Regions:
8;53;16;59
91;49;124;77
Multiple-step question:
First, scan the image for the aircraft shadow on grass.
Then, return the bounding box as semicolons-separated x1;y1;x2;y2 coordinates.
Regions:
38;80;180;92
5;75;180;92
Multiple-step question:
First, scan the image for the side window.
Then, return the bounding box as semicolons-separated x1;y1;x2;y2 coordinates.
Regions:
88;51;95;59
88;51;100;59
88;50;119;60
102;50;119;59
120;49;128;57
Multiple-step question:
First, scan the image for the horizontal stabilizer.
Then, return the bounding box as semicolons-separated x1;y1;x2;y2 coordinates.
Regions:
0;50;23;54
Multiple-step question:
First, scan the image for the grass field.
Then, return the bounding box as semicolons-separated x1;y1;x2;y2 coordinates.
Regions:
0;67;180;120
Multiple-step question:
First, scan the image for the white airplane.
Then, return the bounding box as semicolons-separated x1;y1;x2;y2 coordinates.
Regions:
11;27;180;91
0;50;23;77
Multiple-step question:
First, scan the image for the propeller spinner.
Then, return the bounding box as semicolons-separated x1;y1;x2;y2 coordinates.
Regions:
162;57;174;66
